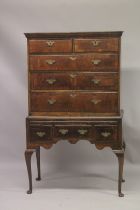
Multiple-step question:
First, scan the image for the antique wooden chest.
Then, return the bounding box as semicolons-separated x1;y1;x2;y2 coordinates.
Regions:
24;32;125;196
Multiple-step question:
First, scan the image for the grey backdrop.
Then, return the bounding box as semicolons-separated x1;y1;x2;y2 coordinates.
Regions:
0;0;140;209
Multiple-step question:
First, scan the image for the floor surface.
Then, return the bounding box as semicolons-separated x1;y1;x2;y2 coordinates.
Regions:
0;161;140;210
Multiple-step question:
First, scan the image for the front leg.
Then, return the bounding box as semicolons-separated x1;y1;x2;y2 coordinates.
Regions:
25;149;35;194
121;141;126;183
36;147;41;181
114;151;125;197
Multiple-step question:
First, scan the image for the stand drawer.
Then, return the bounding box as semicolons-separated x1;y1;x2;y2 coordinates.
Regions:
29;125;52;143
54;124;92;140
95;124;118;143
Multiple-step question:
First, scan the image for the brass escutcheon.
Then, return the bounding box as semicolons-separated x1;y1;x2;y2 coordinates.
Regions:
101;132;111;138
70;93;77;98
45;59;56;65
46;40;55;47
78;129;88;135
91;78;100;84
59;129;69;135
69;73;77;78
91;59;101;65
91;99;101;105
48;99;56;105
69;56;77;61
91;40;101;46
36;131;46;137
46;78;56;84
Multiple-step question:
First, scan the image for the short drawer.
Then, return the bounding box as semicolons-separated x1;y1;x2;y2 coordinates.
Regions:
30;72;74;90
74;38;119;52
76;72;118;91
29;54;119;71
29;125;52;143
30;72;118;91
30;91;118;113
29;39;72;53
95;124;118;143
54;124;92;140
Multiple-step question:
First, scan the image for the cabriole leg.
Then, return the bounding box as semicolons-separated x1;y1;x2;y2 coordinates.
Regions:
121;141;126;183
114;151;125;197
25;149;35;194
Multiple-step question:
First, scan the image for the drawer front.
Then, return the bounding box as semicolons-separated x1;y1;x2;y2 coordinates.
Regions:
30;72;118;91
29;125;52;143
76;72;118;91
95;125;118;143
29;54;119;71
30;72;74;90
74;38;119;52
54;125;92;140
30;92;118;113
29;39;72;53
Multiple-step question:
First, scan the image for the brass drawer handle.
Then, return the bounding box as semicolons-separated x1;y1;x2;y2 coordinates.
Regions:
91;78;100;84
70;93;77;98
91;99;101;105
48;99;56;105
59;129;68;135
78;129;88;135
69;56;77;61
101;132;111;138
91;59;101;65
46;78;56;84
91;40;101;46
36;131;46;138
69;73;77;78
46;40;55;47
45;59;56;65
